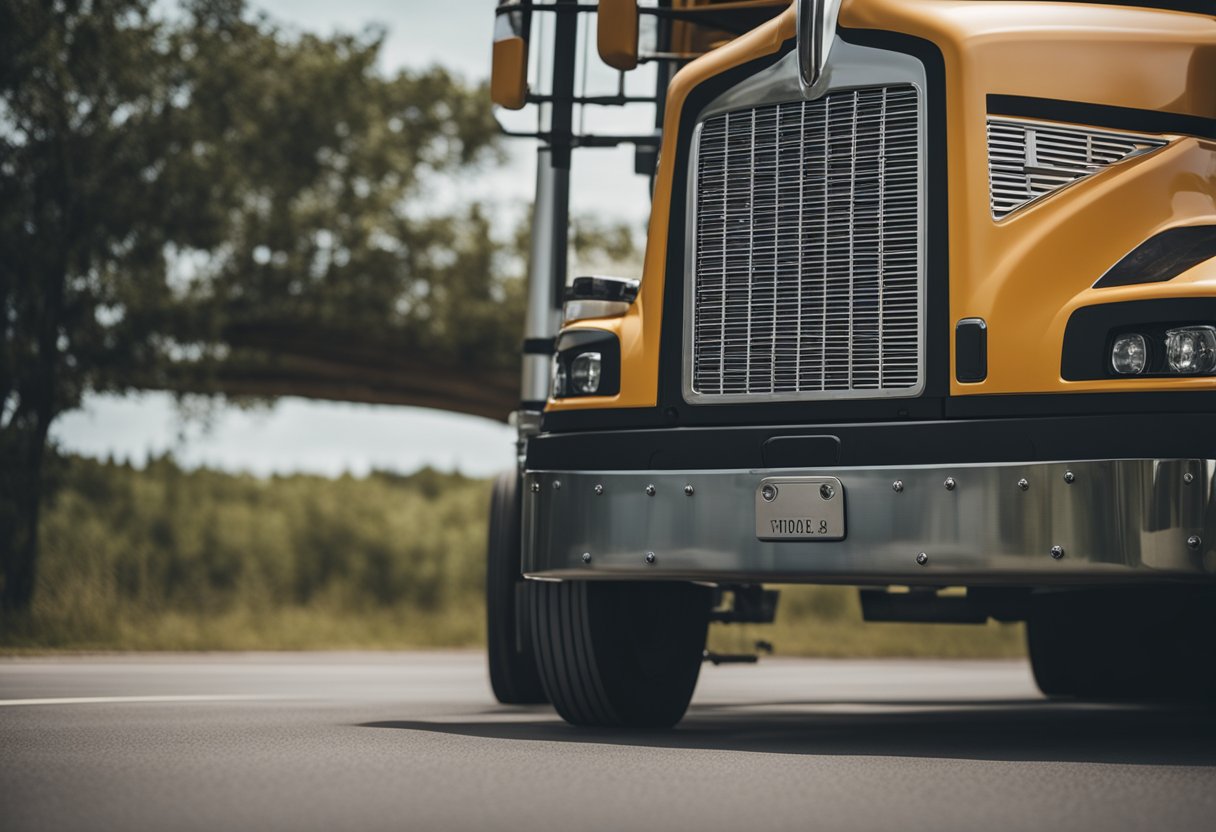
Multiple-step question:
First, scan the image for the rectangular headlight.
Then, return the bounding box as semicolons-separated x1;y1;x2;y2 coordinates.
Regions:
1165;326;1216;375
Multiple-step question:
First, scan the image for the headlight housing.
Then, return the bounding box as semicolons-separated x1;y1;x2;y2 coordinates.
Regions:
549;330;620;399
1102;326;1216;378
1063;299;1216;381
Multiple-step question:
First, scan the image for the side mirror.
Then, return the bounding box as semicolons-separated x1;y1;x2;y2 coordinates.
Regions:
597;0;639;72
491;1;530;110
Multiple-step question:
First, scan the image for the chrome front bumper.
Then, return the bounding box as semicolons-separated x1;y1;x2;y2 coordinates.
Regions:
522;459;1216;585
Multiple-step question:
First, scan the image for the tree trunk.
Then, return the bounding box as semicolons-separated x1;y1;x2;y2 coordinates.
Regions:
0;403;51;612
0;255;64;613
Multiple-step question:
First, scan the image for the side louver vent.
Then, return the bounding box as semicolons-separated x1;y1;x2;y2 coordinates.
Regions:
986;117;1167;220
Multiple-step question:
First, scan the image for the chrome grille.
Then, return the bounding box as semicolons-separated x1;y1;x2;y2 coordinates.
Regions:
987;117;1167;220
689;85;922;401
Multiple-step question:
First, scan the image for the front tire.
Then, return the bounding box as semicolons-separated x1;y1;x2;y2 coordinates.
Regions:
531;580;711;729
486;472;547;705
1027;587;1216;700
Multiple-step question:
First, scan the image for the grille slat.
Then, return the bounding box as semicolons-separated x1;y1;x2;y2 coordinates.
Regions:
691;85;922;399
986;117;1166;220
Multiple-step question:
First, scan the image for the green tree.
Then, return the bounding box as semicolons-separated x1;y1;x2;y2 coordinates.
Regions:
0;0;640;611
0;0;509;610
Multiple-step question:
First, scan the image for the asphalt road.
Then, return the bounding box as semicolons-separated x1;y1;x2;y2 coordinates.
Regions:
3;652;1215;832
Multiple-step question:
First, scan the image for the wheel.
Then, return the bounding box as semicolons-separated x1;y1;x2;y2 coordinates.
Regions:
1025;591;1088;697
530;580;711;728
486;472;547;704
1027;587;1216;700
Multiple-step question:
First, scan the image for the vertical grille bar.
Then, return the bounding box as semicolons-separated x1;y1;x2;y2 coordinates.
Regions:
690;84;923;400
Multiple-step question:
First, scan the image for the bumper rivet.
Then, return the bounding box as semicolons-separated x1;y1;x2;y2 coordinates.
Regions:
594;484;604;495
582;552;592;564
530;481;540;493
553;480;562;491
1017;478;1030;491
944;477;956;491
645;551;656;564
684;484;695;496
645;484;656;497
1188;535;1202;550
892;480;904;493
1050;545;1065;560
916;552;929;566
1184;472;1195;485
1063;471;1076;484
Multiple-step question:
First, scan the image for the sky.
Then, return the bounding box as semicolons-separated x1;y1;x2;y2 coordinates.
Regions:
53;0;657;479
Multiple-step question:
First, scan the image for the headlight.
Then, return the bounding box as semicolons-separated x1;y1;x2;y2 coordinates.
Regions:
570;352;602;395
1165;326;1216;375
1110;333;1147;375
549;331;619;399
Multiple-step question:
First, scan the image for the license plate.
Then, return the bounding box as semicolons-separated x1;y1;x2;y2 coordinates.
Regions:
755;477;846;541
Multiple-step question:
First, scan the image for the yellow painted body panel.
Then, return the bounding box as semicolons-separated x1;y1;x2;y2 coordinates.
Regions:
549;0;1216;412
840;0;1216;396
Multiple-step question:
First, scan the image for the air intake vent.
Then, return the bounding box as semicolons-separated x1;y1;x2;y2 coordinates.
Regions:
689;85;923;402
987;117;1167;220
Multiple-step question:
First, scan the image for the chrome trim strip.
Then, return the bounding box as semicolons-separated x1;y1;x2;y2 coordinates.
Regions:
796;0;823;89
563;299;630;324
796;0;843;91
523;459;1216;584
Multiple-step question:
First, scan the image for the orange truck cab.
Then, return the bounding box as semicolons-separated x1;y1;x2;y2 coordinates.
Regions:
485;0;1216;728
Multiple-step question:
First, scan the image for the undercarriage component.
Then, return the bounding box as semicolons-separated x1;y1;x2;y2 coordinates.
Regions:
859;587;1030;624
710;585;780;624
704;641;774;665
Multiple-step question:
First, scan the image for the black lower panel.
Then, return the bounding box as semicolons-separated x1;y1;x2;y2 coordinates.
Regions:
526;413;1216;471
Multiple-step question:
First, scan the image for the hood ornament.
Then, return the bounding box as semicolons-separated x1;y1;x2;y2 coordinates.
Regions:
797;0;842;90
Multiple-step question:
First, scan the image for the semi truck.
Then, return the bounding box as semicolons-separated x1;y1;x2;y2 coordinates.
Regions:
486;0;1216;728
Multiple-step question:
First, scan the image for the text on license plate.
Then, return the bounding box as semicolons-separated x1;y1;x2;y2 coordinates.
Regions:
754;477;846;541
